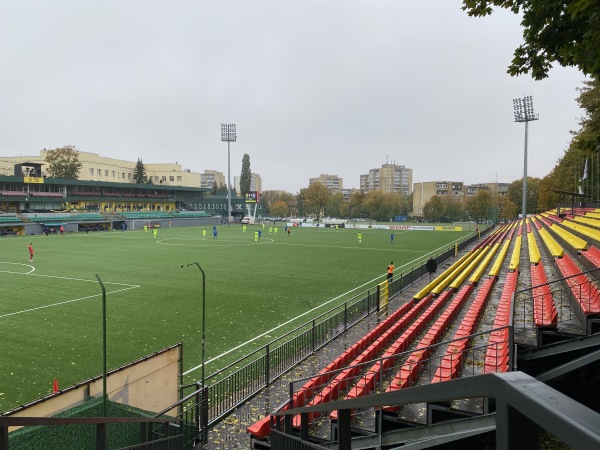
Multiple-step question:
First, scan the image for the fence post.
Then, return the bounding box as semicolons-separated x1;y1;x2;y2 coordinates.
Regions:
376;284;381;314
201;384;209;445
344;302;348;332
265;344;270;387
311;320;316;353
194;382;201;446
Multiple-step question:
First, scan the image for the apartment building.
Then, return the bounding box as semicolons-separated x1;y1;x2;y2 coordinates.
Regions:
200;170;226;189
309;174;343;193
234;173;262;195
360;163;412;196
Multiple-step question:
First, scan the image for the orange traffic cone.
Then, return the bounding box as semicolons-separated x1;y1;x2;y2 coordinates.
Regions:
52;378;59;393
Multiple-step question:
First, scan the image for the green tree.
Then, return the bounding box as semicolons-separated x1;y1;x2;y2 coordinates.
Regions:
462;1;600;79
465;190;493;222
423;195;446;222
325;192;346;218
44;145;82;179
303;182;330;218
240;154;251;196
132;159;147;184
445;197;464;221
507;177;540;214
348;191;366;218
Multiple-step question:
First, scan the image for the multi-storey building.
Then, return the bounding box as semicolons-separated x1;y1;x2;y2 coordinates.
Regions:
465;182;509;197
413;181;510;217
309;174;343;193
412;181;464;217
234;173;262;195
200;170;226;189
0;150;201;187
360;163;412;196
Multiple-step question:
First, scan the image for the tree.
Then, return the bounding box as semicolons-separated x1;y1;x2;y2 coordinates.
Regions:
462;1;600;79
271;200;289;218
507;177;540;214
303;182;330;218
465;190;493;222
240;154;251;195
423;195;446;222
325;193;346;218
44;145;82;179
133;159;147;184
497;195;519;221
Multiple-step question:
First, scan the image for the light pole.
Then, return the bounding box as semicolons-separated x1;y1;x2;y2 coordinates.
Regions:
513;95;539;231
221;123;237;225
95;274;108;417
181;262;207;444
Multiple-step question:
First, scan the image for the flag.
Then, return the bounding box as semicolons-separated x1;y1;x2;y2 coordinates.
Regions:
581;158;589;181
53;378;59;393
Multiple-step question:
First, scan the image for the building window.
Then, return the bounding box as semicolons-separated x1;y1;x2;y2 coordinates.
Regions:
169;176;174;182
105;170;109;177
161;176;166;182
177;176;182;182
128;173;131;179
89;168;94;175
97;169;101;176
122;173;125;179
112;171;116;178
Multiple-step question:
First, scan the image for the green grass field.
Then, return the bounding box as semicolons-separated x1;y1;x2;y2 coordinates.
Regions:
0;223;470;412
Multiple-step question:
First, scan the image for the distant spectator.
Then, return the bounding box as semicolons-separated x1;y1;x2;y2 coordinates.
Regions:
426;257;438;280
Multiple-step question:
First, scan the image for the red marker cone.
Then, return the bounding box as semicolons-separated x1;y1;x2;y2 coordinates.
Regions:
52;378;59;393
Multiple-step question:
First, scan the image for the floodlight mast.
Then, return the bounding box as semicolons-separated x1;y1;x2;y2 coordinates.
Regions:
513;96;539;231
221;123;237;225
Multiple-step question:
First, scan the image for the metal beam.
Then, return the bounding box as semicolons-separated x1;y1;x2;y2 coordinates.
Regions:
347;414;496;450
536;348;600;383
519;333;600;361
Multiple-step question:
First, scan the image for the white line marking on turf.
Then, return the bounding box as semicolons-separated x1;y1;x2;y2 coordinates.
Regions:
0;262;35;274
183;246;451;376
0;285;139;319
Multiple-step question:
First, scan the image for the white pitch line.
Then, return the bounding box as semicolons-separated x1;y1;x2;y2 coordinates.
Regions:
183;242;454;376
0;285;139;319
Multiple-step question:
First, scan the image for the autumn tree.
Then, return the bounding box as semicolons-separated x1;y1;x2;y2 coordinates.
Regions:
303;182;330;218
271;200;289;218
240;154;251;196
133;159;148;184
423;195;446;222
462;1;600;80
497;195;519;221
44;145;82;179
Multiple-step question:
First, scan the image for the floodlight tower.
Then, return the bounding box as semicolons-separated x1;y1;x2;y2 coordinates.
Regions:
513;96;539;230
221;123;237;225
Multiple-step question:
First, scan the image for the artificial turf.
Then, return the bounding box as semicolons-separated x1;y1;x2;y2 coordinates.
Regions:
0;223;470;412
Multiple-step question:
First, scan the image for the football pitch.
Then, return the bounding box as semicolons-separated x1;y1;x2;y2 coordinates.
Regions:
0;224;470;412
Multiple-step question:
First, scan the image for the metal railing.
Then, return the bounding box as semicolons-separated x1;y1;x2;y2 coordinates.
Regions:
0;416;182;450
513;266;600;336
271;371;600;450
168;230;483;446
287;326;512;410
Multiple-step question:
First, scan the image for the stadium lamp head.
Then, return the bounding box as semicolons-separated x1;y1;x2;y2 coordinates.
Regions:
221;123;237;142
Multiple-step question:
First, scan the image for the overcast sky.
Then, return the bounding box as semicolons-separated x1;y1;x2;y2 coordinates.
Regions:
0;1;587;193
